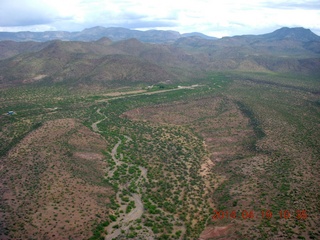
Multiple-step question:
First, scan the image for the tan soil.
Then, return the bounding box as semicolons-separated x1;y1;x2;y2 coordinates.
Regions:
97;85;202;103
73;152;105;160
91;108;107;132
103;89;146;96
199;225;233;240
123;96;255;238
0;118;113;239
22;74;47;83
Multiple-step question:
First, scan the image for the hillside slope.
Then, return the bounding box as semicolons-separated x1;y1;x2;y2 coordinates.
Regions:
0;118;113;239
0;38;208;87
0;27;319;88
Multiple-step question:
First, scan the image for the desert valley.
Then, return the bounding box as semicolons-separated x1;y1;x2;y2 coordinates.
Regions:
0;26;319;239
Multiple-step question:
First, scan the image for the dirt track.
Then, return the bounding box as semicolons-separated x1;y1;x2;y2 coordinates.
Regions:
96;85;203;103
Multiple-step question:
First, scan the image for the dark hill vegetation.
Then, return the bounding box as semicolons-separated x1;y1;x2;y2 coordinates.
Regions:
262;27;320;42
0;27;319;88
0;26;319;240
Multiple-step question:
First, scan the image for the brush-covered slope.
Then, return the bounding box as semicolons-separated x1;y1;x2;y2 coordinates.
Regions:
0;38;207;87
175;27;320;74
261;27;320;42
0;39;187;86
0;41;52;60
0;27;319;88
0;118;113;239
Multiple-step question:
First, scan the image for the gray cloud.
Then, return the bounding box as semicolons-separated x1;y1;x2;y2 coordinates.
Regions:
77;9;178;30
106;12;177;28
0;0;319;38
0;0;60;27
0;15;53;27
263;0;320;10
115;20;177;29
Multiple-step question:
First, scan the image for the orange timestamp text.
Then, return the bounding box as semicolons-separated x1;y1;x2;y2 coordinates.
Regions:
212;209;307;220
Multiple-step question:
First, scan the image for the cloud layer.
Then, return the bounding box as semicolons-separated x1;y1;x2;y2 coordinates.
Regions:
0;0;319;37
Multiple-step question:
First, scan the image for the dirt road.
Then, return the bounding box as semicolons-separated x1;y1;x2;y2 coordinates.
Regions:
96;85;203;103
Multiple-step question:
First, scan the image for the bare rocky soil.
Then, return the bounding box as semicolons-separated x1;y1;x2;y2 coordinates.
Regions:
0;119;113;239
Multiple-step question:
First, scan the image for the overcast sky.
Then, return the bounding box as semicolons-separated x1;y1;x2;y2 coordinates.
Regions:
0;0;319;37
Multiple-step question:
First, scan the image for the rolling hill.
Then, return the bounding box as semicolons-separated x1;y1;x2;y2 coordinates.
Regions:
0;38;200;87
0;26;320;239
0;119;114;239
0;27;319;88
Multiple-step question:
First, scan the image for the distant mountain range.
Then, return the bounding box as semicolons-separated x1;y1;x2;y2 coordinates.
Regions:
0;27;319;88
1;26;319;44
0;26;217;43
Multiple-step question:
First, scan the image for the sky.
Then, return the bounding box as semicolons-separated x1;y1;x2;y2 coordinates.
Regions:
0;0;319;37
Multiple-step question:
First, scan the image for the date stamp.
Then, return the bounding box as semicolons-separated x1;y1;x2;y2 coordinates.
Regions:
212;209;308;220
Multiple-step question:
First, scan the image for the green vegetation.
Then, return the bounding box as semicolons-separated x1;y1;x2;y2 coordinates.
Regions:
0;70;319;239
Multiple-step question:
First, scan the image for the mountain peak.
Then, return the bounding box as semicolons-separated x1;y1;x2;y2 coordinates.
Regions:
82;26;107;32
263;27;320;42
181;32;217;40
112;38;146;52
96;37;112;44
